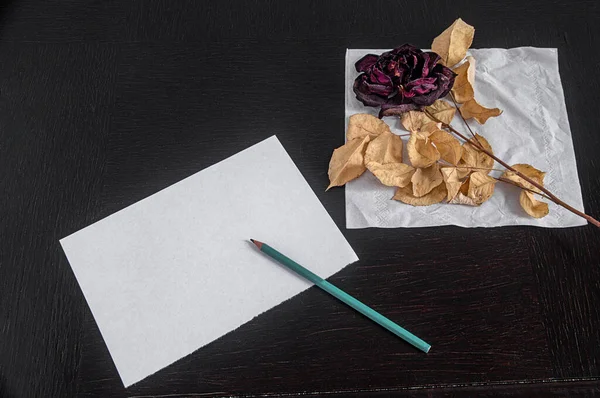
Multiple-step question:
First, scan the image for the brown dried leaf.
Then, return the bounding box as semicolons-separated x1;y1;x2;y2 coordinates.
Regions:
410;121;444;138
411;163;443;198
500;164;548;218
519;191;549;218
449;192;478;206
461;134;494;174
364;131;403;164
393;183;447;206
346;113;391;141
425;100;456;125
441;167;462;201
448;177;475;206
451;56;475;104
455;160;473;179
407;132;440;168
327;136;370;190
458;177;470;195
500;163;545;193
367;162;415;187
400;111;434;132
460;98;502;124
430;129;462;165
431;18;475;67
467;171;496;205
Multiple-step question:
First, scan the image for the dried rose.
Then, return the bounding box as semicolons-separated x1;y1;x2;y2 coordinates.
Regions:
353;44;456;118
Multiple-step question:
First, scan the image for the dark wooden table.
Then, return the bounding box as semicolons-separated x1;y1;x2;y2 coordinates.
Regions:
2;1;600;397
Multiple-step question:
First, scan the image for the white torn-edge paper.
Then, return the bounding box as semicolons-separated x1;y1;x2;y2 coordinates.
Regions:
345;47;586;228
60;136;358;387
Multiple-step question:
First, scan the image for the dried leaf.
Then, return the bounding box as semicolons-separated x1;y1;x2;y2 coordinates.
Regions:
455;160;473;179
393;183;447;206
364;131;403;164
441;167;462;201
327;136;370;190
501;164;548;218
460;98;502;124
431;18;475;67
500;163;545;193
346;113;391;141
451;56;475;103
367;162;415;187
411;163;443;197
461;134;494;174
430;129;462;165
520;191;549;218
400;111;434;132
458;177;469;195
467;171;496;205
407;132;440;168
414;121;444;138
449;192;478;206
425;100;456;125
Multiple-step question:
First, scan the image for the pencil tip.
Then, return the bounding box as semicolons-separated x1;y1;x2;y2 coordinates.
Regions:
250;239;263;249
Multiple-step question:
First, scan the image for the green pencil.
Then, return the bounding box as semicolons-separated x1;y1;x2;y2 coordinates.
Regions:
250;239;431;353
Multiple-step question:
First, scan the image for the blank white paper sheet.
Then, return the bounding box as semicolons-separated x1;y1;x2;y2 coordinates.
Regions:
60;136;358;387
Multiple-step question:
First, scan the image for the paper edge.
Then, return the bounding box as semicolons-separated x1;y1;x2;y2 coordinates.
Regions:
124;251;360;387
59;135;281;244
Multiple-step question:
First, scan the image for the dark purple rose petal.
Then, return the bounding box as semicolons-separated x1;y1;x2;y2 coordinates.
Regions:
405;77;437;95
411;77;454;105
371;67;392;85
405;77;437;87
353;76;388;107
410;68;455;105
421;52;441;77
364;80;395;96
409;84;437;95
432;65;456;98
355;54;379;73
379;103;420;118
380;91;412;106
391;44;421;56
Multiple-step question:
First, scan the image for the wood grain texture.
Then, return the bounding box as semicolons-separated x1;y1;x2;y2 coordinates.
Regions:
1;1;599;397
0;39;118;398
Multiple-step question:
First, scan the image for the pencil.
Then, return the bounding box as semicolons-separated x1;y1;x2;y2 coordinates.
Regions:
250;239;431;353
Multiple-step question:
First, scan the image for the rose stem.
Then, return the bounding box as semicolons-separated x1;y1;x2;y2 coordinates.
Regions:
494;177;553;201
437;159;504;173
424;109;600;227
449;92;480;143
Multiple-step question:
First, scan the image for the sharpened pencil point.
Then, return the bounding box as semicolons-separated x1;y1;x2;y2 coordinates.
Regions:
250;239;263;249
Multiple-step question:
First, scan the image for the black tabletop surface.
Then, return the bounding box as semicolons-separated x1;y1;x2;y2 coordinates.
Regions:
1;1;600;397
